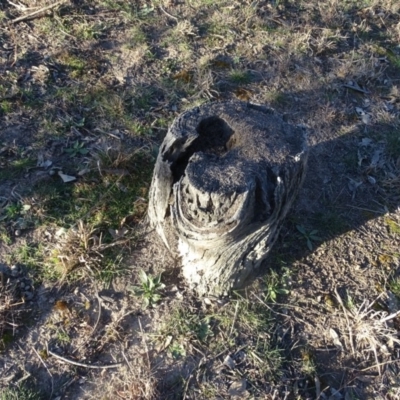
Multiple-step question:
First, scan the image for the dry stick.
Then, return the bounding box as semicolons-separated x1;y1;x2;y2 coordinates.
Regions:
315;375;321;399
32;347;54;400
12;0;67;23
47;349;123;369
70;267;102;356
343;84;370;94
121;350;133;373
84;265;102;337
138;318;151;370
6;0;32;11
380;309;400;324
159;5;179;22
334;287;355;356
229;300;239;339
360;358;400;372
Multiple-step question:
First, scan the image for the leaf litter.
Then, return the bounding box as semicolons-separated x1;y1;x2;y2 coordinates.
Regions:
1;0;400;399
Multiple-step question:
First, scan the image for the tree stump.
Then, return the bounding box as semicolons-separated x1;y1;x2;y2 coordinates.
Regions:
148;101;308;295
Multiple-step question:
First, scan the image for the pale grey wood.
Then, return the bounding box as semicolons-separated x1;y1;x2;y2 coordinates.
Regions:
148;100;308;295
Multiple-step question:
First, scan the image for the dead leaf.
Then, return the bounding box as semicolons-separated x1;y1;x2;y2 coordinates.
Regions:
58;171;76;183
210;60;231;69
78;168;91;176
235;87;252;101
360;138;373;146
228;378;247;397
223;354;235;369
156;335;173;352
329;328;343;350
116;182;127;192
370;149;383;167
172;70;192;83
108;228;128;239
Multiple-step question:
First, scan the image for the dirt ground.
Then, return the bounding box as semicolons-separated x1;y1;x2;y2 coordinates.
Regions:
0;1;400;399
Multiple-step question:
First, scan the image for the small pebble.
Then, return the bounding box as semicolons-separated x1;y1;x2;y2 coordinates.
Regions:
11;265;20;277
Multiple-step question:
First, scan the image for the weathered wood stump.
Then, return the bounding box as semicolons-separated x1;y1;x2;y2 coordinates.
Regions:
148;101;308;295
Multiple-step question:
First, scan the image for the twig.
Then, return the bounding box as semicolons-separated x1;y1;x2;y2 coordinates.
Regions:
138;317;151;369
229;300;239;339
380;309;400;324
360;358;400;372
47;349;123;369
6;0;32;11
315;375;321;399
334;287;355;355
32;347;54;400
121;350;133;373
182;362;203;400
159;5;179;22
84;266;102;337
343;84;370;94
12;0;67;24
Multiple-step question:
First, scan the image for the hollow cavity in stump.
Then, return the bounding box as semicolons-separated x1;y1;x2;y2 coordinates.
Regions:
148;100;308;296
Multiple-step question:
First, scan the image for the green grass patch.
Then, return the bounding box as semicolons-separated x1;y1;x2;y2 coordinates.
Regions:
6;243;45;277
385;217;400;236
99;0;155;22
57;52;87;78
157;294;283;383
388;277;400;299
229;69;252;84
2;148;154;283
0;100;12;114
0;157;35;180
0;385;42;400
33;154;152;229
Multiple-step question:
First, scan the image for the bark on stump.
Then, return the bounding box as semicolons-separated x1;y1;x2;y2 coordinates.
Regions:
148;101;308;296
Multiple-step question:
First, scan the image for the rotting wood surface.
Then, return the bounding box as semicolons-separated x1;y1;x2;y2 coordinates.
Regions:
148;100;308;295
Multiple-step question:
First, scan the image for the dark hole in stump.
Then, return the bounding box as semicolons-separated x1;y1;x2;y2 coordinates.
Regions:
170;116;235;183
195;116;234;154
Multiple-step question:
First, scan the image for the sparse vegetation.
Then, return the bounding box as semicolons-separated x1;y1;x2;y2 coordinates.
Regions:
0;0;399;398
296;225;322;250
130;270;165;308
0;386;42;400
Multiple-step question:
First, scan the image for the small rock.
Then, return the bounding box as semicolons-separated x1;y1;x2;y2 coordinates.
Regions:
11;265;20;277
15;229;21;236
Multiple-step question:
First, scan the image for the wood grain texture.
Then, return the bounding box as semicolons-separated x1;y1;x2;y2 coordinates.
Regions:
148;100;308;295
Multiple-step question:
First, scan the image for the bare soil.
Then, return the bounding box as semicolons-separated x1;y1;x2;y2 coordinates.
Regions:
1;1;400;399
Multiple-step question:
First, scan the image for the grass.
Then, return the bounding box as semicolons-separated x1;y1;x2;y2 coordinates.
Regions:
130;270;165;308
0;0;400;398
0;155;35;181
1;145;153;284
296;225;322;250
229;69;252;84
156;291;287;394
0;386;42;400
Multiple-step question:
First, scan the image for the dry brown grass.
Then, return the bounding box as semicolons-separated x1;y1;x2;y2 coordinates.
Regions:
0;277;25;348
334;288;400;374
0;0;399;397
